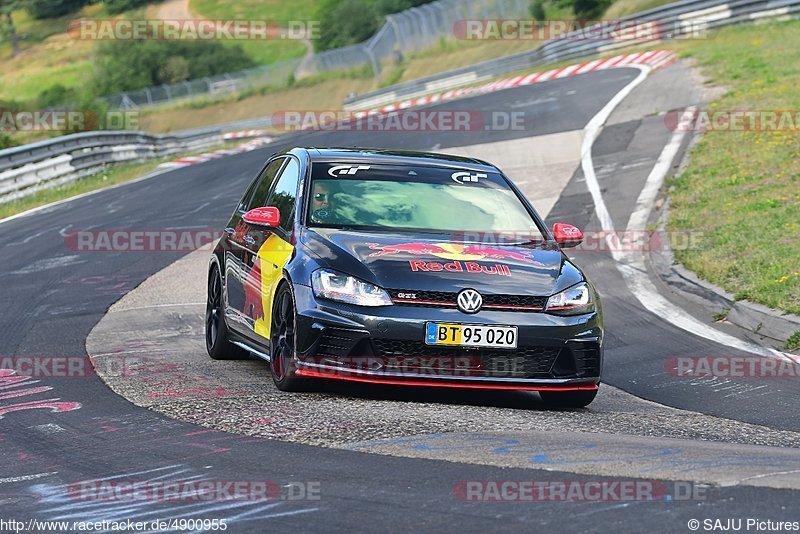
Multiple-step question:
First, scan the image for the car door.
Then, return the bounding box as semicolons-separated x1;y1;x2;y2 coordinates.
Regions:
239;156;302;345
224;156;287;335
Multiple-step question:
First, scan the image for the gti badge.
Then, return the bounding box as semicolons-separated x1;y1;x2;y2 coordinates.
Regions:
457;288;483;314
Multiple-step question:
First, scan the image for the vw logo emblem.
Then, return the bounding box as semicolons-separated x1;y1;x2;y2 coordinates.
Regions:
457;289;482;314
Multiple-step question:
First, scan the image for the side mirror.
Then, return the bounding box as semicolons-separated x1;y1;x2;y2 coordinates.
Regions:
553;223;583;248
243;206;280;227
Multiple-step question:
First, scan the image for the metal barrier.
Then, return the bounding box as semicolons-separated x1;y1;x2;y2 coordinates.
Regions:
0;129;223;203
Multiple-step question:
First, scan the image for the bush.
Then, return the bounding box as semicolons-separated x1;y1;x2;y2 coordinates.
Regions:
92;40;256;95
572;0;612;19
158;56;190;85
315;0;435;52
0;133;18;150
530;1;546;21
25;0;92;19
529;0;612;20
36;84;79;108
104;0;154;15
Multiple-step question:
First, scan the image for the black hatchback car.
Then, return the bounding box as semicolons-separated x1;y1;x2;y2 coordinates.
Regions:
206;147;603;407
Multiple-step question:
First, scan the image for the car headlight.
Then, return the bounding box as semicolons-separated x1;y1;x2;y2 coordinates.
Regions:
312;269;393;306
545;282;595;315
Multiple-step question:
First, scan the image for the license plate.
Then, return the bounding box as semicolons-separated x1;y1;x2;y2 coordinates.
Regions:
425;322;518;349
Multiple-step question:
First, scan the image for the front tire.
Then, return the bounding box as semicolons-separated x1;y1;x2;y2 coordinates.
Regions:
539;388;598;408
270;283;309;392
206;264;249;361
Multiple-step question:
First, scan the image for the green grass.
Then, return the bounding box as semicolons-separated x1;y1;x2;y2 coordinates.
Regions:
786;331;800;351
667;19;800;316
0;4;144;102
190;0;317;21
189;0;317;64
712;308;730;322
603;0;675;18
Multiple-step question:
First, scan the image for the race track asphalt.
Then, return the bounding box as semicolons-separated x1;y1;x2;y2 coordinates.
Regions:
1;66;798;533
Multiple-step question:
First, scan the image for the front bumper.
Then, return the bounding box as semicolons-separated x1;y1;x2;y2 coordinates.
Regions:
291;284;603;391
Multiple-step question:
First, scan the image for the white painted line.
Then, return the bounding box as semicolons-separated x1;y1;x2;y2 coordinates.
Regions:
0;472;58;484
580;66;797;361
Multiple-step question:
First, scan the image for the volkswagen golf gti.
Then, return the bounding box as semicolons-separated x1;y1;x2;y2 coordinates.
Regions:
206;147;603;407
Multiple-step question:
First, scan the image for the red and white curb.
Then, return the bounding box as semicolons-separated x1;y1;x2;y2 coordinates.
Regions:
158;136;273;170
354;50;677;117
155;50;676;168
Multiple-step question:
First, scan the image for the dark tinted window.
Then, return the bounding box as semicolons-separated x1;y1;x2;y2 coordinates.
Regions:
306;163;542;237
244;157;286;211
267;158;301;231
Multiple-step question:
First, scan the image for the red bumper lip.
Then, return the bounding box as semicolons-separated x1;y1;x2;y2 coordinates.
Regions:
295;368;599;392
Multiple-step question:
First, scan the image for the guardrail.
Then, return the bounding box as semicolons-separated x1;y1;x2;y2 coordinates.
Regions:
0;129;225;203
344;0;800;110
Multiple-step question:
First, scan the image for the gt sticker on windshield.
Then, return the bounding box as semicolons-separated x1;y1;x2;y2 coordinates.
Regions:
451;171;486;184
328;165;371;177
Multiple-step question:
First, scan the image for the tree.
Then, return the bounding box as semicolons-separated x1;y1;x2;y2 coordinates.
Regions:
25;0;91;20
315;0;436;52
572;0;612;19
530;1;546;22
104;0;150;15
92;40;256;95
0;0;20;58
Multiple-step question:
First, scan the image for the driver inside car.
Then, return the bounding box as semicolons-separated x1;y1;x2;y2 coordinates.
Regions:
310;181;339;223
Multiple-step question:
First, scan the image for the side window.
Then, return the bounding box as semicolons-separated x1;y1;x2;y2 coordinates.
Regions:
266;158;301;231
242;157;286;212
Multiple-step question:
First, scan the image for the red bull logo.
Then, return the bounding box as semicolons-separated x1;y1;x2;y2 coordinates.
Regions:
410;260;511;276
367;242;544;266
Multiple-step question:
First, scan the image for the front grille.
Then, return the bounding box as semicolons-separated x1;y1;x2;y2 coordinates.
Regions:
573;346;602;377
388;289;547;312
371;339;561;378
315;328;367;359
551;343;602;378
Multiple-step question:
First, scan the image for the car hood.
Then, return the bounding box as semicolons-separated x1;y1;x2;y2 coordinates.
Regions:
301;228;584;296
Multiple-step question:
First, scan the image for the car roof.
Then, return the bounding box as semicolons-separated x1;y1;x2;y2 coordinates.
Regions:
293;147;498;172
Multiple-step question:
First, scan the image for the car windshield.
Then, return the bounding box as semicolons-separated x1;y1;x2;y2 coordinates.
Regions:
307;163;544;238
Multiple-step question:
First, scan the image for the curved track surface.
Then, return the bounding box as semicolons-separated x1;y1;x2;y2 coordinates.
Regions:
2;64;799;532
